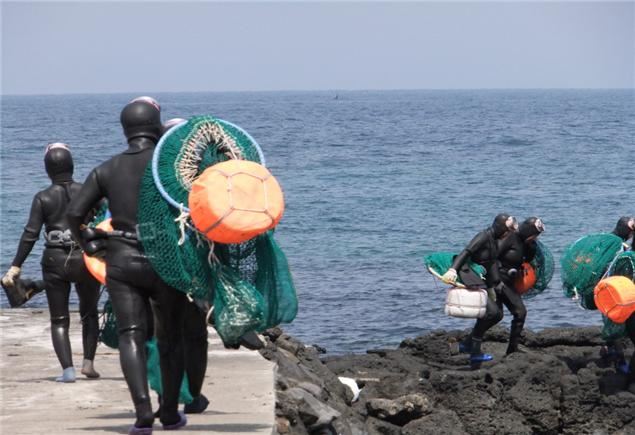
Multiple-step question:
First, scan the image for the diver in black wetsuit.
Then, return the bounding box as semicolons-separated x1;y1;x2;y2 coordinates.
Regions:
628;234;635;392
2;143;101;382
600;217;635;371
161;117;210;415
441;213;518;365
497;217;545;354
613;217;635;248
67;99;188;434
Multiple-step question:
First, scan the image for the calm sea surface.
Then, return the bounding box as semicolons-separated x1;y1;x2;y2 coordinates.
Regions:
1;90;633;353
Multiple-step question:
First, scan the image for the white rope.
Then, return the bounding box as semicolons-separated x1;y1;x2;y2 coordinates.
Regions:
174;204;190;246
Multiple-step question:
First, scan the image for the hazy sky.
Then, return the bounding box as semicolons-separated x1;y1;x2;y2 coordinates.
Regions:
1;1;633;95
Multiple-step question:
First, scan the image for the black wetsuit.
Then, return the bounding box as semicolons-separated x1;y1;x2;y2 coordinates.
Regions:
497;232;536;354
451;228;504;346
11;173;100;369
67;137;187;428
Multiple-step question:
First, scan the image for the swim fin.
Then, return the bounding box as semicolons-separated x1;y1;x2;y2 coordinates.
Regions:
2;277;45;307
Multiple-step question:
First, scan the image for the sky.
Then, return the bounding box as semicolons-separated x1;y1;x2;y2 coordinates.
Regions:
1;1;633;95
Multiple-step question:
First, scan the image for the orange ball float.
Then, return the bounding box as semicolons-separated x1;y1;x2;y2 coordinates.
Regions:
188;160;284;244
83;218;112;285
514;262;537;295
594;276;635;324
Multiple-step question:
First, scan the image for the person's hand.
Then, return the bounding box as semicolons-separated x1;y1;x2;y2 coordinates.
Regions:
2;266;21;287
441;268;458;284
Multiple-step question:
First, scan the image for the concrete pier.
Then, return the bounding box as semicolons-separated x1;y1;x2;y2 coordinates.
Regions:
0;309;275;434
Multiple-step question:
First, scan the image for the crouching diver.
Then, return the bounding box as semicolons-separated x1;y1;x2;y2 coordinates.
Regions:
497;217;545;354
441;213;518;366
1;143;101;382
68;99;188;434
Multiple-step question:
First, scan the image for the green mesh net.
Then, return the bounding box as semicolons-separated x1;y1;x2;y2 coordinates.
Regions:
601;315;626;341
561;233;624;310
607;251;635;280
98;298;119;349
146;337;193;404
137;115;297;346
600;251;635;339
522;240;555;299
423;252;486;285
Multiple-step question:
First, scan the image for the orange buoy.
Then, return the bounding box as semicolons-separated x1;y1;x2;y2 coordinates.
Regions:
594;276;635;324
83;219;112;285
513;262;537;295
188;160;284;244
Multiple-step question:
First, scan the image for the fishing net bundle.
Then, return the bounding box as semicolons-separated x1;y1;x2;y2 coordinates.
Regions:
137;115;297;345
560;233;624;310
424;241;554;299
522;240;555;299
600;251;635;340
423;252;486;285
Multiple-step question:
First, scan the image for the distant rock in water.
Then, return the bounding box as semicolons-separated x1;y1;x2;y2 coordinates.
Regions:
259;326;635;435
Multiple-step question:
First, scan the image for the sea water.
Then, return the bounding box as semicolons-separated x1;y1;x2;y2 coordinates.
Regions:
1;90;632;353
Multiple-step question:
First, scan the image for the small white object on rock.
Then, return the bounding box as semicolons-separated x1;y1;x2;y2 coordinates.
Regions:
338;376;360;402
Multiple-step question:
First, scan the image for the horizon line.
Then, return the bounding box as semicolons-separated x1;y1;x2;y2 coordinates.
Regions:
2;86;634;98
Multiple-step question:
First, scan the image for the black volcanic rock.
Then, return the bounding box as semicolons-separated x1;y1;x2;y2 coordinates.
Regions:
261;326;635;435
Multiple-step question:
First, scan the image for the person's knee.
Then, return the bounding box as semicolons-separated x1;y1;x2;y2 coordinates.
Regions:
118;324;147;344
50;315;70;327
513;305;527;323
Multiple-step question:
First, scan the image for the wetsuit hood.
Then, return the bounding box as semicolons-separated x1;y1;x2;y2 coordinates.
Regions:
163;118;187;135
492;213;518;239
121;97;162;142
44;143;73;183
612;216;635;241
519;217;545;241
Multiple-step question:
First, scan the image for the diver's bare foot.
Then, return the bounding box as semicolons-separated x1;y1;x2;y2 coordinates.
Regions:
81;359;100;378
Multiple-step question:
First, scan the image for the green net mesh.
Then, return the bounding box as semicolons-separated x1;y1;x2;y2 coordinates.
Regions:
423;252;486;285
146;337;193;404
607;251;635;280
522;240;555;299
601;315;626;341
137;115;297;346
98;298;119;349
560;233;624;310
600;251;635;339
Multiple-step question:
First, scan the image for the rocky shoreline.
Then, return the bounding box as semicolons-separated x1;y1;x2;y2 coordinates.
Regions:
259;326;635;435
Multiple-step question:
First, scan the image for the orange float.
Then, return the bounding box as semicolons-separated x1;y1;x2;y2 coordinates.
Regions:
83;219;112;285
513;262;537;295
594;276;635;324
188;160;284;244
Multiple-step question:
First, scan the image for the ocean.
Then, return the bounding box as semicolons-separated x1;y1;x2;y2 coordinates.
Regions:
1;89;633;354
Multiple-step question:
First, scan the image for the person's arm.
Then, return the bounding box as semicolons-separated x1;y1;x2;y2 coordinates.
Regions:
2;194;45;286
442;231;486;283
12;195;45;267
451;232;486;271
67;169;104;252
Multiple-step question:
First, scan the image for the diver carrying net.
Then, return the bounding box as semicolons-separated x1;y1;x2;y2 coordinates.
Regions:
137;115;298;346
560;233;624;310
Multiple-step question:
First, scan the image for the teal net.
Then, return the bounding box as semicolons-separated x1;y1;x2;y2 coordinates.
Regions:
600;251;635;340
98;298;119;349
146;337;193;404
522;240;555;299
423;252;486;285
560;233;624;310
137;115;297;346
601;315;626;341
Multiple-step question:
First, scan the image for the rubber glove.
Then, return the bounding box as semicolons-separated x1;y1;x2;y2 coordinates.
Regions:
1;266;21;287
441;268;457;284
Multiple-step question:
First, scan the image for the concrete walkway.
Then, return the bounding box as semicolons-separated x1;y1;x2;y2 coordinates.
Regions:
0;309;275;434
